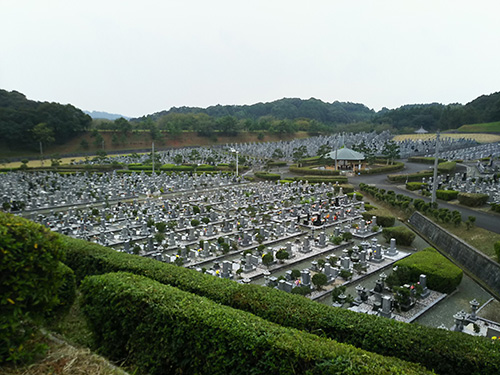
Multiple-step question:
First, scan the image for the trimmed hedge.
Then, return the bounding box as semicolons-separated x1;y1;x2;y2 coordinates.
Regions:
457;192;489;207
408;156;446;164
0;213;67;363
293;176;348;184
362;210;396;227
437;161;456;173
406;182;427;191
382;226;416;246
388;171;434;182
289;165;340;175
358;161;405;175
392;247;463;294
59;235;500;375
81;272;429;375
47;262;76;318
495;241;500;262
254;171;281;181
347;192;363;201
436;190;459;201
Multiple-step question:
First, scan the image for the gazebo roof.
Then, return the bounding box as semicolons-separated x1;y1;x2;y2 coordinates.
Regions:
415;127;428;134
325;147;365;161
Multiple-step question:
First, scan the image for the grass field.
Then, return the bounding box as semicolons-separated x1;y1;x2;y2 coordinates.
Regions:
456;121;500;133
392;133;500;143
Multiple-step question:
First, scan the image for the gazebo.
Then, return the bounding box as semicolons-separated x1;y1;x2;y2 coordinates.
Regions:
324;147;366;171
415;127;428;134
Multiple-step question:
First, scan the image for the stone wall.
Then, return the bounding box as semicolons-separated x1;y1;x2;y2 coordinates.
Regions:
408;212;500;300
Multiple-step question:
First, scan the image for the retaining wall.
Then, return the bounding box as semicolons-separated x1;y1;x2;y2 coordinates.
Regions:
408;212;500;300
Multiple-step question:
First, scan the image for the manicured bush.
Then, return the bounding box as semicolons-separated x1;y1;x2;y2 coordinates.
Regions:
60;235;500;375
382;226;416;246
436;190;459;201
47;262;76;318
391;247;463;294
289;165;340;175
0;213;66;363
406;182;427;191
293;176;348;184
81;272;430;375
388;171;433;182
347;192;363;201
362;210;395;227
437;161;457;173
408;156;445;164
457;192;489;207
358;161;405;175
254;171;281;181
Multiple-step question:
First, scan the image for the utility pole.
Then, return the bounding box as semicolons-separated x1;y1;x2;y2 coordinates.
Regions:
152;142;155;174
236;150;239;177
40;141;44;167
431;131;440;204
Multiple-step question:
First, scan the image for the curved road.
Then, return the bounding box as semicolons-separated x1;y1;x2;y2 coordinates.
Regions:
349;161;500;234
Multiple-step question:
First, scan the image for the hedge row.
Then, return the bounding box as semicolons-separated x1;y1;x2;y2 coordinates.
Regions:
457;192;489;207
408;156;446;164
254;171;281;181
59;235;500;375
289;165;340;175
388;170;434;182
437;161;457;173
361;210;396;227
382;226;416;246
358;161;405;175
293;176;348;184
81;272;429;375
267;161;287;167
0;213;76;363
436;190;459;201
406;182;427;191
392;247;463;294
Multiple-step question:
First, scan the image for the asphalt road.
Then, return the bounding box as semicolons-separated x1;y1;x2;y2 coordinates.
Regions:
349;161;500;234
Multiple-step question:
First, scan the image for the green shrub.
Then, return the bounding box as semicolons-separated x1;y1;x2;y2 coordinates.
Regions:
436;190;459;201
408;156;445;164
362;211;395;227
406;182;427;191
347;192;363;201
358;161;405;175
81;272;430;375
388;171;433;182
457;193;489;207
289;165;340;175
47;262;76;318
0;213;65;363
254;171;281;181
382;226;415;246
437;161;456;173
391;248;463;294
293;176;348;184
60;235;500;375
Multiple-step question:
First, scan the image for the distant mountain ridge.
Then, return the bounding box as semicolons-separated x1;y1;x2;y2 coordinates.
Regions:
137;97;375;124
84;110;130;120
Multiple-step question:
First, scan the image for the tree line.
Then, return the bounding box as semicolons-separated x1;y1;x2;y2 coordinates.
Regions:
0;89;91;150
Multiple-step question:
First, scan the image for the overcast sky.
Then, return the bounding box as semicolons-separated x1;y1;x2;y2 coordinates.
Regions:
1;1;499;118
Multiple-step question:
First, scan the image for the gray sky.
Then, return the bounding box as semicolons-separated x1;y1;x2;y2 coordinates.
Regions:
1;1;499;118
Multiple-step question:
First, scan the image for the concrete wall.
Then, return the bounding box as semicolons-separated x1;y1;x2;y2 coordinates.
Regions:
408;212;500;300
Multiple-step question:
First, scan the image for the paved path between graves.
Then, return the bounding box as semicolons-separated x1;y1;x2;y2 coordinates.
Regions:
349;161;500;234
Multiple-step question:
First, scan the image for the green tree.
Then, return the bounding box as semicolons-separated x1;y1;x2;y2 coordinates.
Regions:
275;249;290;263
312;273;328;290
382;141;400;165
317;144;331;157
115;117;131;134
272;148;285;159
262;252;274;267
292;146;308;164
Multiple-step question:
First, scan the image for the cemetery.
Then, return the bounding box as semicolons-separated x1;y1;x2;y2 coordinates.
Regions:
2;135;500;374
